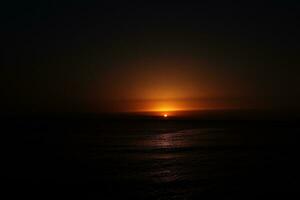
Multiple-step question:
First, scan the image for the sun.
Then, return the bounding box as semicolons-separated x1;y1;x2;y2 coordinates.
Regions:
163;114;168;118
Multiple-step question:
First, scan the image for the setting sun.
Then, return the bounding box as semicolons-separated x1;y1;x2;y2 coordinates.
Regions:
163;114;168;118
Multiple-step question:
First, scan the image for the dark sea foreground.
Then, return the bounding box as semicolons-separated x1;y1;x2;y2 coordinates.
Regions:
1;116;300;199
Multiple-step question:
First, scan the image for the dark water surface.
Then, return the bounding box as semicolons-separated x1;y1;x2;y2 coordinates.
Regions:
1;119;300;198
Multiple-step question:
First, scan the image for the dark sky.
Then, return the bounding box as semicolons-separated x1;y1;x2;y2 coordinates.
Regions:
2;1;300;114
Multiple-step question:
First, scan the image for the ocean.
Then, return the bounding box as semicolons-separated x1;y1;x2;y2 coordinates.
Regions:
1;118;300;199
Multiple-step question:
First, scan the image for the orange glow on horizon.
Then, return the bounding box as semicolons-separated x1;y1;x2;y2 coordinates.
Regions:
128;98;228;114
88;55;249;114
